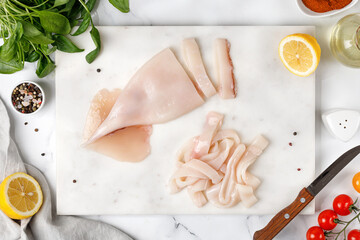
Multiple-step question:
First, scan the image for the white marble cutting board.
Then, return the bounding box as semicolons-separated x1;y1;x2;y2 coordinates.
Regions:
56;26;315;215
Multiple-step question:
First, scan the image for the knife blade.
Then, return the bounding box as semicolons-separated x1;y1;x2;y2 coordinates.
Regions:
253;145;360;240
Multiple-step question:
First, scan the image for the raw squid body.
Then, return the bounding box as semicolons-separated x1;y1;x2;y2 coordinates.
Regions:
85;48;204;145
169;112;268;208
214;38;236;99
182;38;216;98
83;89;152;162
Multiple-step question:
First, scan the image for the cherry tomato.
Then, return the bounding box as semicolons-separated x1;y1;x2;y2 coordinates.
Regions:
353;172;360;193
333;194;354;216
318;209;338;230
348;229;360;240
306;226;325;240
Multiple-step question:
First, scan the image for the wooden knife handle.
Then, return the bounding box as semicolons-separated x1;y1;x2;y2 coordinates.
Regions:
253;188;314;240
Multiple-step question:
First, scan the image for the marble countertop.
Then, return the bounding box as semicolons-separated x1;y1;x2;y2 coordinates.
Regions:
1;1;360;239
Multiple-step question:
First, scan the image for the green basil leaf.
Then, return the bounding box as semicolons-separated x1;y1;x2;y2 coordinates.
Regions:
38;11;71;35
14;22;24;41
0;57;24;74
71;13;91;36
70;19;79;28
87;0;97;11
21;39;30;52
48;46;57;55
54;0;69;7
53;35;84;53
40;44;57;55
0;41;17;61
66;1;82;20
109;0;130;13
26;50;40;63
0;30;9;38
86;26;101;63
36;54;56;78
81;0;97;16
0;23;23;61
63;0;76;13
22;21;54;44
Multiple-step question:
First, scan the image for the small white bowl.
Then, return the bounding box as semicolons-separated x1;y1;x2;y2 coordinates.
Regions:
296;0;358;17
10;81;45;115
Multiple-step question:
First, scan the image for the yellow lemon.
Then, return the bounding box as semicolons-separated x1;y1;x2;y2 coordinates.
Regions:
279;33;321;77
0;172;43;219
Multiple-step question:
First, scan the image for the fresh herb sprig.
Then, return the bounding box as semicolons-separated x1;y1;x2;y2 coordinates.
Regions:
0;0;130;78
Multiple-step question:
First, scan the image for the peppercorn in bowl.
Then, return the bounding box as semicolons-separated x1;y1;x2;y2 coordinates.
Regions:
11;81;45;115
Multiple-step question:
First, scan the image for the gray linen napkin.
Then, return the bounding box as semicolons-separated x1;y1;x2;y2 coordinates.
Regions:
0;98;132;240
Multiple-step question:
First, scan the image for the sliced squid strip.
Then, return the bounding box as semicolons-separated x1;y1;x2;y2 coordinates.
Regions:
187;188;208;207
187;179;210;192
205;139;234;170
200;143;220;162
175;138;197;165
242;172;261;190
175;176;199;188
168;181;180;194
174;177;198;192
236;135;269;186
217;144;246;206
219;164;227;174
206;183;240;208
192;112;224;159
206;184;220;204
186;159;223;184
169;176;199;194
213;129;241;144
169;112;268;209
214;38;236;99
237;184;258;208
182;38;216;98
171;165;208;180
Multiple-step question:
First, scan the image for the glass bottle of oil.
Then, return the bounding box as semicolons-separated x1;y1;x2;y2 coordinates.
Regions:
330;14;360;68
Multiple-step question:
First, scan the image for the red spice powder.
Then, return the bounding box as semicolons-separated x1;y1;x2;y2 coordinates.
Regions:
302;0;352;13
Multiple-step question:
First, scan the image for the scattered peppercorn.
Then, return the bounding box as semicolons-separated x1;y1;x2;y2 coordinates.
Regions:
73;179;77;183
297;168;301;171
34;128;39;132
96;68;101;73
24;122;28;125
41;153;45;156
289;142;293;146
293;132;297;136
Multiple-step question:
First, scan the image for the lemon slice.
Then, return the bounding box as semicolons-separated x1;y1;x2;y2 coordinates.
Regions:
279;33;321;77
0;172;43;219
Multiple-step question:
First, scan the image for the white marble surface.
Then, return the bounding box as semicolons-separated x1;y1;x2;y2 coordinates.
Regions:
56;26;315;215
1;0;360;239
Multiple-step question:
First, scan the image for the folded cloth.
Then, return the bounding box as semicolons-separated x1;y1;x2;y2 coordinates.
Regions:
0;98;132;240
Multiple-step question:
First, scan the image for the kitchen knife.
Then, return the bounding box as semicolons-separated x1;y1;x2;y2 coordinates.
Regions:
253;145;360;240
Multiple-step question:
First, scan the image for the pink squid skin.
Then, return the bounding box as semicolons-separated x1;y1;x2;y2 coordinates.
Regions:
214;38;236;99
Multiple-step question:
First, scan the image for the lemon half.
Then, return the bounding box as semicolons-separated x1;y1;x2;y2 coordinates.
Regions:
0;172;43;219
279;33;321;77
